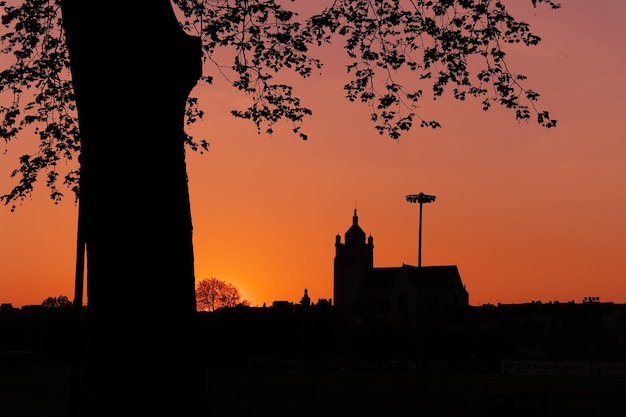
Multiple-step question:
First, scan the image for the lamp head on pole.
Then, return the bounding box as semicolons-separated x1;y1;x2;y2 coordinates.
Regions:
406;193;436;204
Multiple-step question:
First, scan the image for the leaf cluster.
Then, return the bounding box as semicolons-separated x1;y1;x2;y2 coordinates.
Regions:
307;0;559;139
1;0;79;209
1;0;559;207
0;0;212;207
174;0;322;140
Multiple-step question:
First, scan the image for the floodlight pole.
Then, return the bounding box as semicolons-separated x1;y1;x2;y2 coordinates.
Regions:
406;192;436;371
406;193;436;268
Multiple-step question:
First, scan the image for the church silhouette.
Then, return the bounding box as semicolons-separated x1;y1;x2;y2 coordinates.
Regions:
334;209;469;322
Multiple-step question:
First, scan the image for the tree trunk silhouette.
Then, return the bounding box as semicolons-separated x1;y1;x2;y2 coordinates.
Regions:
60;1;205;415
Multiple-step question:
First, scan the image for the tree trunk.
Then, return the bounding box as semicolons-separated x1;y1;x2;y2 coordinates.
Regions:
60;1;205;415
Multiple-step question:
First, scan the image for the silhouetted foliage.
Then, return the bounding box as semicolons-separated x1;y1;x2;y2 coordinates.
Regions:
0;0;559;205
196;277;247;312
41;294;71;308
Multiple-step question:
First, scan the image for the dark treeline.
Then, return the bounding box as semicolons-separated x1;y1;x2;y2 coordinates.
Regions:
197;300;626;374
2;300;626;375
0;304;74;371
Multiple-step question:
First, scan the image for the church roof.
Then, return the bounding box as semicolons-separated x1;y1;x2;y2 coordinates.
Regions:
364;265;465;290
403;265;465;289
364;267;402;289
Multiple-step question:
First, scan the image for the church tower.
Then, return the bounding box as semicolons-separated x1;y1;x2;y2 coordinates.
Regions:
333;209;374;317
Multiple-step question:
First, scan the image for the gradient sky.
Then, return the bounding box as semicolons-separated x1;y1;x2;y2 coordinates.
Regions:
1;1;625;308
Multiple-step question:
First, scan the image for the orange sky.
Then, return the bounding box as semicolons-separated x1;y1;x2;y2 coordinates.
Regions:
2;1;626;308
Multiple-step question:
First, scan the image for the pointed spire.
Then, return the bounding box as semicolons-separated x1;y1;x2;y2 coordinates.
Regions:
345;207;366;245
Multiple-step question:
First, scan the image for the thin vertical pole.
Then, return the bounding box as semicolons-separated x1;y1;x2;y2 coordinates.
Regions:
71;198;85;416
416;201;423;370
418;201;423;268
406;192;436;372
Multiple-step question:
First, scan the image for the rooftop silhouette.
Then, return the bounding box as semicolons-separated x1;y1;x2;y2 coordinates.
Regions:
334;209;469;322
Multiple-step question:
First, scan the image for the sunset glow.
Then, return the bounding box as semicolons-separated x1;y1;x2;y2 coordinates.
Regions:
1;1;625;308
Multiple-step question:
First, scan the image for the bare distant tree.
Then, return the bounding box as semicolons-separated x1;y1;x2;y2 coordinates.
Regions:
196;277;244;312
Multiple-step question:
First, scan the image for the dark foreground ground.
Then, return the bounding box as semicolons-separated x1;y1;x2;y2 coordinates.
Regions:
1;367;625;417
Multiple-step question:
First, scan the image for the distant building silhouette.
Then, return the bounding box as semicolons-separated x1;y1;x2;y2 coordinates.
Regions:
334;209;469;321
300;288;311;307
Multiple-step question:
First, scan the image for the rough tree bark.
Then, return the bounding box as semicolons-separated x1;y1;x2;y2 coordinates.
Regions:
60;1;205;415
